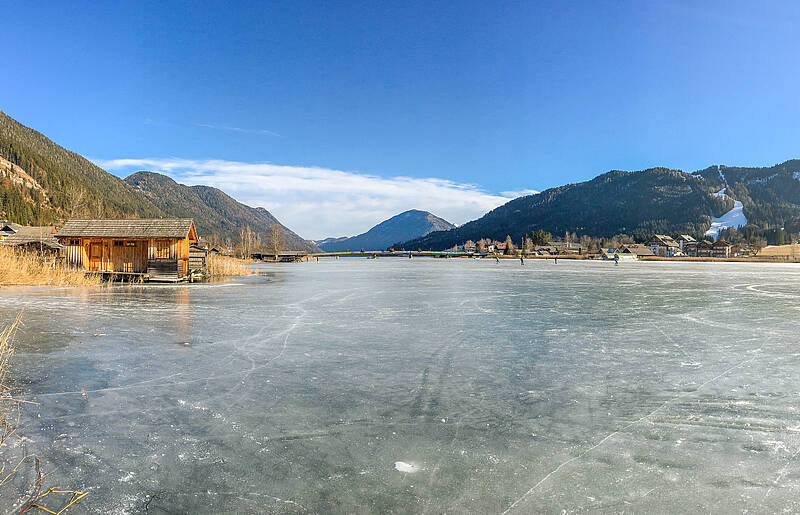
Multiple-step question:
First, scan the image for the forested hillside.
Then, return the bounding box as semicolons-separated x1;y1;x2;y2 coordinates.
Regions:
402;168;734;250
125;172;319;251
0;110;163;224
694;161;800;232
0;110;318;251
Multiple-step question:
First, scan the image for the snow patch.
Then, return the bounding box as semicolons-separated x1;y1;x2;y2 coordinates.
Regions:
705;201;746;240
793;172;800;181
705;186;747;240
394;461;422;473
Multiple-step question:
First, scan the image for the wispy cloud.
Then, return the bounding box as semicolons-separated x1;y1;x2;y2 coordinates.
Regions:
97;158;516;239
195;123;280;137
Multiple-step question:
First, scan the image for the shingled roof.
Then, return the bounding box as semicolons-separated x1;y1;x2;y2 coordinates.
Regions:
2;226;62;249
56;219;196;239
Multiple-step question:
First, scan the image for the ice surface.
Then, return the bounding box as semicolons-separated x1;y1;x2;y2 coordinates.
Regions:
1;259;800;512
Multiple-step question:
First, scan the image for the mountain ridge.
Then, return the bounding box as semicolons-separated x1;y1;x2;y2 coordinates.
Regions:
0;110;318;251
400;164;800;250
124;171;320;252
318;209;455;252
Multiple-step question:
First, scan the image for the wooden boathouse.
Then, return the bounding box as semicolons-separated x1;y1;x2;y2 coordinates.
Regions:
55;219;200;282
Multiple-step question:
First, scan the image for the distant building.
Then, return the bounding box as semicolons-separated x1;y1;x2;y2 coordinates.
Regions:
647;234;680;257
712;239;733;258
602;249;637;261
676;234;696;252
0;221;21;241
694;240;714;257
1;226;62;253
620;244;655;258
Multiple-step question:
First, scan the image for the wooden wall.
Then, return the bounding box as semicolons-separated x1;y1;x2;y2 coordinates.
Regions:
59;234;194;279
63;242;86;269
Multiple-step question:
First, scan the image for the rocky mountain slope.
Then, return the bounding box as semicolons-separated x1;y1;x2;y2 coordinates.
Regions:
0;110;318;251
0;110;163;224
125;171;319;251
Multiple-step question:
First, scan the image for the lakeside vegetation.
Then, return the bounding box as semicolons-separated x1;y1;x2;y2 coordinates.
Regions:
206;253;253;277
0;247;100;287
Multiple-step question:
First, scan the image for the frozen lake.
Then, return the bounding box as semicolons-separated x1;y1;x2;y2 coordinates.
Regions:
2;258;800;513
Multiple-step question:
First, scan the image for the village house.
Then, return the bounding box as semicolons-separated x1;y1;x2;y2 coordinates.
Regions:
647;234;680;257
676;234;696;252
55;219;200;282
620;244;655;258
712;239;733;258
0;221;21;241
602;248;637;261
693;240;714;257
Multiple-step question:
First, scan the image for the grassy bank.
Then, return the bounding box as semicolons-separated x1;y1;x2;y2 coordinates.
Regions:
0;247;100;287
206;254;253;277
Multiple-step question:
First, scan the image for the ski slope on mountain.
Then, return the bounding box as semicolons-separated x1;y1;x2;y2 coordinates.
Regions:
704;186;747;240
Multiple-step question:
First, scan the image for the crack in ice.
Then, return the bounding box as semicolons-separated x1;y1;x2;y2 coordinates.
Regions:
500;352;761;514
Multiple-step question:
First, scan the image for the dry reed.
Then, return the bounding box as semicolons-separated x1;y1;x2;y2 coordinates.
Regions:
0;246;100;287
206;254;253;277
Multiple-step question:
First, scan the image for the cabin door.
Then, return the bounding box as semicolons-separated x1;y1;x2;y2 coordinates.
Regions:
89;242;103;271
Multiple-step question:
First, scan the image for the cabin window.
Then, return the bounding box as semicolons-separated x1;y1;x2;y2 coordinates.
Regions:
154;240;171;259
114;240;124;247
125;241;136;247
69;239;80;246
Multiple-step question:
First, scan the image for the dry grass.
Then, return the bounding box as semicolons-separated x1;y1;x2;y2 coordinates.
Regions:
0;316;36;506
0;246;100;287
0;317;19;447
206;254;253;277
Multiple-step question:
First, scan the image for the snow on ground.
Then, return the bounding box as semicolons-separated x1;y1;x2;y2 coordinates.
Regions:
705;188;747;240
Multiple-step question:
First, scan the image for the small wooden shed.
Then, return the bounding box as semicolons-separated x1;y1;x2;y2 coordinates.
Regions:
56;219;198;281
1;226;63;253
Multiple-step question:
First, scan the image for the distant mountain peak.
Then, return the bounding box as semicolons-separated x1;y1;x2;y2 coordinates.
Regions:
318;210;455;252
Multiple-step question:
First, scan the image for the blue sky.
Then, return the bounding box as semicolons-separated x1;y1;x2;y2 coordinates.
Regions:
3;1;800;237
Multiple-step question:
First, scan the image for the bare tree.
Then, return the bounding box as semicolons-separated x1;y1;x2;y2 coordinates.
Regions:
523;236;533;255
503;235;516;255
267;224;285;261
65;185;88;219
